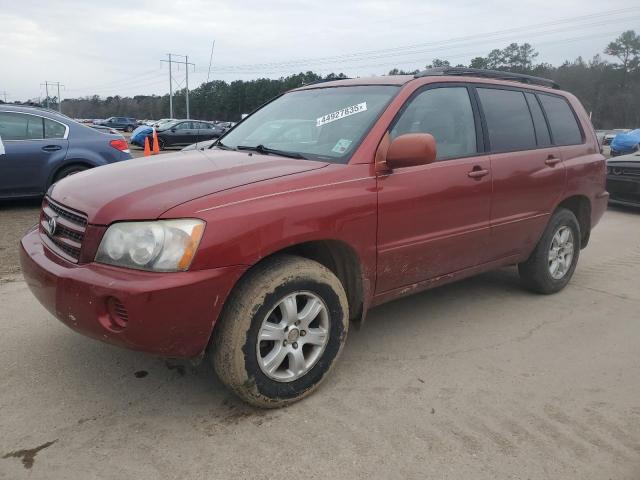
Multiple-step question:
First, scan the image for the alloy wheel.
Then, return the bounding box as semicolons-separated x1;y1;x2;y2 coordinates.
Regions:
548;226;574;280
256;291;330;382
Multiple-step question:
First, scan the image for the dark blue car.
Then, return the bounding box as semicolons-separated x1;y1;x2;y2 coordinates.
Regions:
0;106;132;199
95;116;138;132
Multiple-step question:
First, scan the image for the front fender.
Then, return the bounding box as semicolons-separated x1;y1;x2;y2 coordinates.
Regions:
162;163;378;303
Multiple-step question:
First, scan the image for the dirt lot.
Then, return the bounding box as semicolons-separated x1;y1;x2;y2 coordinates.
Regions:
1;197;639;479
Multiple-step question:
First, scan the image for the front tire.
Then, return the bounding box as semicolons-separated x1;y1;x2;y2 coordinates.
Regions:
518;208;581;294
212;255;349;408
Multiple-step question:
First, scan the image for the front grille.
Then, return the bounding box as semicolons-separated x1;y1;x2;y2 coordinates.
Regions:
40;197;88;263
609;165;640;178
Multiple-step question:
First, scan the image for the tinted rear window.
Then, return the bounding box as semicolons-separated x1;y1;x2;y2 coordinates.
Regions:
538;94;583;145
44;118;66;139
477;88;536;152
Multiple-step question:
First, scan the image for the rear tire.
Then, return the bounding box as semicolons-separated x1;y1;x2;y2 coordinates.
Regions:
212;255;349;408
53;165;89;183
518;208;581;294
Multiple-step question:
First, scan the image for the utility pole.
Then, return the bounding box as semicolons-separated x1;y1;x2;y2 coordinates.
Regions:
161;53;174;118
161;54;194;119
185;55;190;119
41;81;65;112
57;82;62;113
0;91;8;103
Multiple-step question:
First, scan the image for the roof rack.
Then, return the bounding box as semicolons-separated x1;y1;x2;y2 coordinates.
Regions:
301;77;353;87
414;67;559;89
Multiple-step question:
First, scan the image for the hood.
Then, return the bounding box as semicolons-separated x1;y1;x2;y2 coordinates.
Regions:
50;149;328;224
607;152;640;165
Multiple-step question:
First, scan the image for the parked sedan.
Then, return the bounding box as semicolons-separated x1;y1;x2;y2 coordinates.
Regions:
0;105;132;199
151;120;219;150
607;151;640;207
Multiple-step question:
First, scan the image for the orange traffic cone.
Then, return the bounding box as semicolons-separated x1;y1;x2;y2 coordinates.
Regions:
152;128;160;154
143;136;151;156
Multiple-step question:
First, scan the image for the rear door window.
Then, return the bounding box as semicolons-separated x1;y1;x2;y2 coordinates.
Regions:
477;88;536;152
524;93;551;147
44;118;66;139
391;86;478;160
537;94;583;145
0;112;44;140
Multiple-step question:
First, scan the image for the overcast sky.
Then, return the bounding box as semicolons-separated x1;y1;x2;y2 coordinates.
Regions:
1;0;638;102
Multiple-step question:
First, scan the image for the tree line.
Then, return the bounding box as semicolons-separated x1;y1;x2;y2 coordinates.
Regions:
11;30;640;129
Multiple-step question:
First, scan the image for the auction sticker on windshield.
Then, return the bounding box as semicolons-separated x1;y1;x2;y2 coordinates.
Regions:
316;102;367;127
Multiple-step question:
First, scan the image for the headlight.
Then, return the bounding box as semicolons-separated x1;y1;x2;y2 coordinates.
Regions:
96;219;205;271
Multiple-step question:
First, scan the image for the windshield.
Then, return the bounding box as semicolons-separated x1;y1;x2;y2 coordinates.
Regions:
219;85;399;162
158;120;180;130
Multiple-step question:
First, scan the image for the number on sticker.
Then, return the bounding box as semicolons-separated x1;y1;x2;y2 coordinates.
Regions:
317;102;368;127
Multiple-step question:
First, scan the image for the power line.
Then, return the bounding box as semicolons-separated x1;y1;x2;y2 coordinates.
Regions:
65;69;163;93
208;16;640;75
309;29;632;73
210;7;640;73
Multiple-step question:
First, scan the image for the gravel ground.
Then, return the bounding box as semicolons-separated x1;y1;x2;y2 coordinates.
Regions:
1;200;639;479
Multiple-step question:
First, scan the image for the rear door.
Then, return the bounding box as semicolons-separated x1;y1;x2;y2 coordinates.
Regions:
170;121;196;145
376;85;492;292
196;122;216;143
0;112;69;197
475;87;565;261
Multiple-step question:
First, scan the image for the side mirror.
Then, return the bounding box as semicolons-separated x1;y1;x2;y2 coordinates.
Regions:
386;133;437;169
171;128;176;132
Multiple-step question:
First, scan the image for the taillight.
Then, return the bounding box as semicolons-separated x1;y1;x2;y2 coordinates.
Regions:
109;139;130;153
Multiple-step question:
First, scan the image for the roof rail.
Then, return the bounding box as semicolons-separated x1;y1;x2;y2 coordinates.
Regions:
414;67;559;89
301;77;352;87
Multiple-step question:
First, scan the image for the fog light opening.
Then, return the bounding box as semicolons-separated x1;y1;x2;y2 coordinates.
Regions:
105;297;129;331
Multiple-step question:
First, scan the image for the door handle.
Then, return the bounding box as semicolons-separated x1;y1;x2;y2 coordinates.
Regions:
42;145;62;152
545;155;561;166
467;167;489;179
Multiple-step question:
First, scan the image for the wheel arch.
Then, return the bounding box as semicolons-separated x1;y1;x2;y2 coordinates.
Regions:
555;195;591;249
277;239;365;326
215;239;365;334
48;160;96;187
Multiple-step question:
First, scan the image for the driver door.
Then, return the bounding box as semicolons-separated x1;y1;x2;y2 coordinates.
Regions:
376;85;492;293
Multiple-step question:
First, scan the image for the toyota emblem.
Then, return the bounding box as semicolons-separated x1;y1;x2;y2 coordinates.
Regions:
47;216;58;236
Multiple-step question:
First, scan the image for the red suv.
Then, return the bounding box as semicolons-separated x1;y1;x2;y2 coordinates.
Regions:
20;68;608;407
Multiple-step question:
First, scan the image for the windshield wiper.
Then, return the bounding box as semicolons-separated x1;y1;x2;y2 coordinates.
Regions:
236;144;307;159
215;140;235;151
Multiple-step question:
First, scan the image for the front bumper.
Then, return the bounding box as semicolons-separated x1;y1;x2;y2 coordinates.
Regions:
607;176;640;207
20;227;246;358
